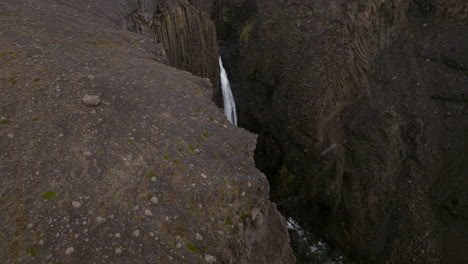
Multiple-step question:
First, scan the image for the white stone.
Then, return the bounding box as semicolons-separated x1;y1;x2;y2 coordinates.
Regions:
133;230;140;237
72;201;81;208
204;254;216;263
150;197;159;204
151;177;157;182
96;216;106;224
195;233;203;241
115;248;122;255
176;243;182;249
144;209;153;216
65;247;75;255
201;173;208;179
115;233;121;238
82;95;101;107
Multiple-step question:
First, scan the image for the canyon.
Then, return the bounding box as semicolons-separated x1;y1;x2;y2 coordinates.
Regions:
0;0;467;263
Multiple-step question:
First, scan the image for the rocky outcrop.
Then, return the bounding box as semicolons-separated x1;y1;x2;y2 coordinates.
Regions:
216;0;467;263
0;0;295;263
126;0;221;104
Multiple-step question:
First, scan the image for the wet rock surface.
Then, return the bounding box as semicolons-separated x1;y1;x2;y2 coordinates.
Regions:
0;0;295;263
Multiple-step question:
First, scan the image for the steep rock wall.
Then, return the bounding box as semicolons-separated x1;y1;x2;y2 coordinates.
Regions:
126;0;222;104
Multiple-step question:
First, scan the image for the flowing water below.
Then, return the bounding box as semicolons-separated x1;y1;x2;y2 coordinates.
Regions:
286;217;345;263
219;57;238;126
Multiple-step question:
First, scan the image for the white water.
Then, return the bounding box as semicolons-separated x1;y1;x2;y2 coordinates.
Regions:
286;217;344;264
219;57;238;126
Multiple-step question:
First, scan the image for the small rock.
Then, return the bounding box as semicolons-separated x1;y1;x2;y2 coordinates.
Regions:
204;254;216;263
385;110;397;118
149;232;154;237
176;243;182;249
38;240;44;245
115;233;121;238
96;216;106;224
150;197;159;204
65;247;75;255
145;209;153;216
133;230;140;237
241;192;246;197
83;151;92;157
151;177;157;182
201;173;208;179
115;248;122;255
195;233;203;241
251;208;264;228
87;75;96;80
82;95;101;107
72;201;81;208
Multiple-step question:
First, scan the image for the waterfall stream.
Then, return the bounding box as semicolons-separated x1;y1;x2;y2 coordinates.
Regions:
219;57;238;126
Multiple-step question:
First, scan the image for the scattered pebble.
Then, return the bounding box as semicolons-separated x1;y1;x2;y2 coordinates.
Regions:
65;247;75;255
115;233;121;238
151;177;157;182
176;243;182;249
195;233;203;241
204;254;216;263
82;95;101;107
27;223;33;229
150;197;159;204
115;248;122;255
133;230;140;237
201;173;208;179
87;75;96;80
145;209;153;216
149;232;154;237
96;216;106;224
83;151;92;157
241;192;246;197
72;201;81;208
39;240;44;245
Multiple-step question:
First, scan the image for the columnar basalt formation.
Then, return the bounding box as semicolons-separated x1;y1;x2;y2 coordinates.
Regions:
216;0;467;263
126;0;222;103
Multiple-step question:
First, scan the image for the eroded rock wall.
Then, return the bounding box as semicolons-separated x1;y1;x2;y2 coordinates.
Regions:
126;0;222;103
218;0;467;263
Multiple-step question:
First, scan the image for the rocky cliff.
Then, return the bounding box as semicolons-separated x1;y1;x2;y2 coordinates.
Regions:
216;0;467;263
126;0;222;104
0;0;295;263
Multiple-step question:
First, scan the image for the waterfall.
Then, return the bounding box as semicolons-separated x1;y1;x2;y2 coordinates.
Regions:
219;57;238;126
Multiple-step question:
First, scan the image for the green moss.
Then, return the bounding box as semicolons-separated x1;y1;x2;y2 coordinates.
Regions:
209;117;214;121
172;159;180;165
240;20;256;41
1;119;11;125
127;138;135;143
147;171;157;178
276;166;295;196
40;191;57;199
8;77;17;85
224;216;232;226
26;247;38;257
32;78;41;82
0;53;6;57
170;171;175;176
188;144;196;152
242;145;248;151
185;243;198;252
201;132;211;138
163;154;171;160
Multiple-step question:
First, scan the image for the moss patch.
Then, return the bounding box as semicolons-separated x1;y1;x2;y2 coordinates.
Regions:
201;132;211;138
1;119;11;125
185;243;198;252
40;191;57;199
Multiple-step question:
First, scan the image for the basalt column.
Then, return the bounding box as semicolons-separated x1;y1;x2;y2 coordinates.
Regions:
127;0;221;104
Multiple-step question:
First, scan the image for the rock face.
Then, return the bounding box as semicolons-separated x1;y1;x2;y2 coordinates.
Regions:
216;0;467;263
0;0;295;263
126;0;222;104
